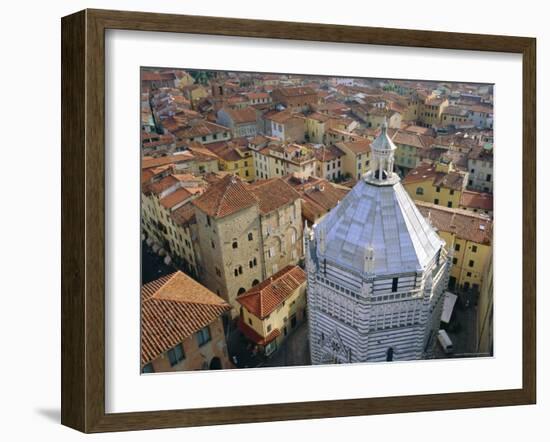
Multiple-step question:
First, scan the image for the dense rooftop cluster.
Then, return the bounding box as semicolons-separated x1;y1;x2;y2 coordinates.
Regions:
139;69;494;372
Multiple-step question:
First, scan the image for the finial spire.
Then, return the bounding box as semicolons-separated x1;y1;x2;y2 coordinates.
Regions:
381;116;388;133
365;116;397;184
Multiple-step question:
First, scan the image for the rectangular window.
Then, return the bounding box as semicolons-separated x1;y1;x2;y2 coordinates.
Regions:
452;257;458;265
467;272;472;277
472;245;478;253
167;343;185;366
267;324;272;333
447;201;453;208
196;326;211;347
455;243;460;251
436;187;441;193
434;198;439;205
391;277;398;292
469;260;474;267
142;363;154;374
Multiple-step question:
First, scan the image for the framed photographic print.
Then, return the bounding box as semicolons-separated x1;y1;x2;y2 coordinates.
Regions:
61;9;536;433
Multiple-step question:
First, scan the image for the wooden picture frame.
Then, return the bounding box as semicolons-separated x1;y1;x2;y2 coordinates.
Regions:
61;8;536;433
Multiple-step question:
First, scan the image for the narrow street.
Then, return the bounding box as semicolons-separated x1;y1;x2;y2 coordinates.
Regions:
433;292;481;359
227;320;311;369
261;321;311;368
141;240;177;284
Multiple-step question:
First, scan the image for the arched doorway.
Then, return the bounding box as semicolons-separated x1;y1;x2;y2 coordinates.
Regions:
209;357;222;370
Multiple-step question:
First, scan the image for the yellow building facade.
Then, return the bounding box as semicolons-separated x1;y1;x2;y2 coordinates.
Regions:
305;112;330;144
402;160;467;209
336;139;372;180
207;143;255;182
220;153;254;182
237;266;307;355
416;202;492;293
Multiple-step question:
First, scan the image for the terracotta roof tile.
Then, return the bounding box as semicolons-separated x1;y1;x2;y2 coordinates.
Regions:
459;190;493;211
175;121;230;139
171;202;197;226
149;175;179;195
402;162;467;191
312;145;345;162
248;178;301;214
265;109;304;124
236;266;306;319
415;202;492;245
192;175;257;218
159;187;192;209
141;152;194;170
141;272;231;365
273;86;317;97
307;112;330;123
388;129;435;149
336;139;371;154
221;107;258;124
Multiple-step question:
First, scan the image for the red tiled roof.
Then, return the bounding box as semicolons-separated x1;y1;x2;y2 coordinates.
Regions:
186;145;221;162
467;145;493;161
192;174;257;218
265;110;304;124
459;190;493;211
300;181;349;222
273;86;317;97
205;141;252;162
388;129;435;150
221;107;258;124
171;202;196;226
236;266;306;319
141;272;231;365
159;187;192;209
245;92;270;100
149;175;179;195
307;112;330;123
175;121;230;139
141;153;194;170
402;162;467;191
313;145;345;162
248;178;301;214
468;104;493;114
336;139;371;154
415;202;493;245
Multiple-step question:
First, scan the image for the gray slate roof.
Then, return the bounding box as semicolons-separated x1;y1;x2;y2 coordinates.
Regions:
315;178;444;276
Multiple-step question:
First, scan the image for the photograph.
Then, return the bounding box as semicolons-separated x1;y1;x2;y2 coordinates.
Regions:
140;68;494;373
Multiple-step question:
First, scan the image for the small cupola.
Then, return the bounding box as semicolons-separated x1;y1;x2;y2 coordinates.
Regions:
365;118;398;185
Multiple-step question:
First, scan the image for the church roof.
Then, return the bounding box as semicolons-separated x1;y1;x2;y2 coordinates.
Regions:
315;178;444;276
